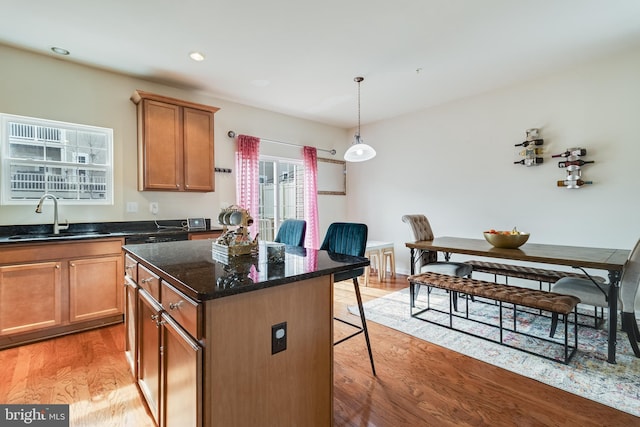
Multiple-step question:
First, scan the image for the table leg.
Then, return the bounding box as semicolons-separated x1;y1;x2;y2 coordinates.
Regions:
607;270;622;364
410;248;416;275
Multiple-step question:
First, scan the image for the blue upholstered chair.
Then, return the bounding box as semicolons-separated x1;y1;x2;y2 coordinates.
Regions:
320;222;375;375
550;237;640;357
274;219;307;247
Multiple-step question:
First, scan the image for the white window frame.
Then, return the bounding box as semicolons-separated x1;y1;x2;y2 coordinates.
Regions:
259;155;305;241
0;113;114;205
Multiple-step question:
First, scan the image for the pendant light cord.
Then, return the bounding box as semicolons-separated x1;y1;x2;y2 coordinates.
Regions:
355;76;364;138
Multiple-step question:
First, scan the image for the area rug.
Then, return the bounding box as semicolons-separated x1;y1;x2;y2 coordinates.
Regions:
351;287;640;417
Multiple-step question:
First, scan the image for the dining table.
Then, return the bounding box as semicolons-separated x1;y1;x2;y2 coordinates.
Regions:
405;236;631;364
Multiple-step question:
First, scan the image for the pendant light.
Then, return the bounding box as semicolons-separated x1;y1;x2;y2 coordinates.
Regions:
344;76;376;162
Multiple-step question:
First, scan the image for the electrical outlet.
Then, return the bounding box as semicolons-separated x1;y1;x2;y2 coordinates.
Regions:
271;322;287;354
149;202;158;215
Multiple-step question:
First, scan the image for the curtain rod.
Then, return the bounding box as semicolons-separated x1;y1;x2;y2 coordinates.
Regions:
227;130;336;155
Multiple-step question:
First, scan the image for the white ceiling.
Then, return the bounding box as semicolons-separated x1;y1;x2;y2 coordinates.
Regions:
2;0;640;128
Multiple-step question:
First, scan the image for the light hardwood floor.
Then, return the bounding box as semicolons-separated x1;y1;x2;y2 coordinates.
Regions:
0;272;637;426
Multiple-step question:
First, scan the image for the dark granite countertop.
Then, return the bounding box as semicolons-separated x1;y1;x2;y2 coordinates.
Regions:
0;219;223;245
123;239;370;301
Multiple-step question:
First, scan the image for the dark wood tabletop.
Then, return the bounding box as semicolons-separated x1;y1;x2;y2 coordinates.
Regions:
405;237;630;271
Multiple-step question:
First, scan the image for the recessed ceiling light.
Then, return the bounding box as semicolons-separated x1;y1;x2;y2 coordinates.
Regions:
51;46;70;56
189;51;205;62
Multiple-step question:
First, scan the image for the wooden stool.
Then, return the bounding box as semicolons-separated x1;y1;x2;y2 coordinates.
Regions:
364;241;394;285
381;246;396;279
363;249;381;286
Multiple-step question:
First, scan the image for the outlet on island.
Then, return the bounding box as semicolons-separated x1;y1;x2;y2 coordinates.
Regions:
149;202;159;215
271;322;287;354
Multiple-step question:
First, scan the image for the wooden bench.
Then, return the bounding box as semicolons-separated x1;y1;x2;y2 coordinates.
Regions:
408;272;581;363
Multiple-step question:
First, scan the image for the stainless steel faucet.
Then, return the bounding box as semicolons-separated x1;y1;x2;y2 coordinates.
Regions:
35;193;69;234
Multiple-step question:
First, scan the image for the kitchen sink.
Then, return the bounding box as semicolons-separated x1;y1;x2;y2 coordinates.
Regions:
7;231;111;240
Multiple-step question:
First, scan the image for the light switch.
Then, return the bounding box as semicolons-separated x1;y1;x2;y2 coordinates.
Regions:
126;202;138;213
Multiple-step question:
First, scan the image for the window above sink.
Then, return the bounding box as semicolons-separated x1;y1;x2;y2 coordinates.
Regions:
0;113;114;205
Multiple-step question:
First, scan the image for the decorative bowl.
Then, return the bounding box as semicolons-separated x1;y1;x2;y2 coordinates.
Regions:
483;231;530;249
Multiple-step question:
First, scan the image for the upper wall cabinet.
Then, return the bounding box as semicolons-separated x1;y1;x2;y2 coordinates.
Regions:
131;90;220;192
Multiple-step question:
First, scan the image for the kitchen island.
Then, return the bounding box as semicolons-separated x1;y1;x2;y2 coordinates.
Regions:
122;239;369;427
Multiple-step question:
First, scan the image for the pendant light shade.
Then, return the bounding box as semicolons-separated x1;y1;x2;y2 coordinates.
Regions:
344;77;376;162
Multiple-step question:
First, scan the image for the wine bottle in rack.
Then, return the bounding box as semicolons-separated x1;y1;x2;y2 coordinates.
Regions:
514;139;544;147
557;179;593;187
514;157;543;166
552;148;587;158
519;148;543;156
558;159;595;168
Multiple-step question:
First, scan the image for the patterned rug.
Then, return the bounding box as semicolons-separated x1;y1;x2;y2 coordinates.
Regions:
352;287;640;417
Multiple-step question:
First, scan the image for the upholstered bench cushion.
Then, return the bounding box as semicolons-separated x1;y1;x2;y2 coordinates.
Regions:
409;272;581;315
467;260;605;284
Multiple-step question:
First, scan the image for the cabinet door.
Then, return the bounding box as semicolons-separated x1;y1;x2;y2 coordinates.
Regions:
69;255;123;323
124;278;138;376
0;262;62;336
141;99;183;190
162;313;202;427
138;289;162;426
183;107;214;192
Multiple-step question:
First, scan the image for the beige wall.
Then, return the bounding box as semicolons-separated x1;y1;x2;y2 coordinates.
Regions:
0;45;348;236
346;46;640;274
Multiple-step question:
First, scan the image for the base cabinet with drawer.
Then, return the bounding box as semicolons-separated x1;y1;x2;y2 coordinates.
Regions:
126;253;202;427
0;238;125;349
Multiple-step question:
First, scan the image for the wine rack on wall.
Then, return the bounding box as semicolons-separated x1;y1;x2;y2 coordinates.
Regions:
514;128;544;166
554;147;594;189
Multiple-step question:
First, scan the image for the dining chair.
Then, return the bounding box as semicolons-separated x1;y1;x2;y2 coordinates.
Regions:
274;219;307;247
550;237;640;357
320;222;376;375
402;214;473;309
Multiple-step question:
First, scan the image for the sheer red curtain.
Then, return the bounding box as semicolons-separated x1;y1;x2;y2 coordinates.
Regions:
303;146;319;249
235;134;260;238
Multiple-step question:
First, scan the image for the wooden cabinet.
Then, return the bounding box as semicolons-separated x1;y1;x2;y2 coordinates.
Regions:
188;230;223;241
0;261;62;336
137;289;163;426
131;90;219;192
69;255;123;322
135;280;203;427
0;238;125;349
124;254;138;375
162;313;202;427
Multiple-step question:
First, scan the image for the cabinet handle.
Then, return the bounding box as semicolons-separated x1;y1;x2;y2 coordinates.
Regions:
156;320;166;328
55;264;60;269
176;184;180;189
70;263;75;267
140;277;153;283
169;300;183;310
151;314;159;321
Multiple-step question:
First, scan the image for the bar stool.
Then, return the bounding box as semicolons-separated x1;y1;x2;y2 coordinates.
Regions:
363;249;380;286
381;245;396;279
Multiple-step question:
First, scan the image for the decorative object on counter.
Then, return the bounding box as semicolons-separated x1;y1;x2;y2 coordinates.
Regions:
553;147;593;189
514;128;544;166
212;205;258;260
214;167;233;173
344;77;376;162
484;227;530;248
